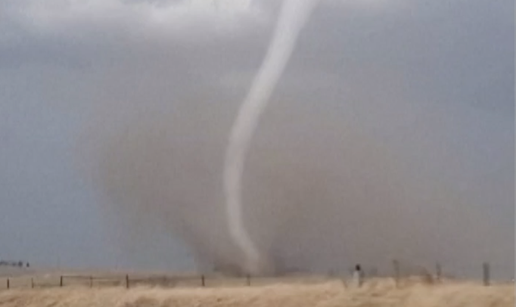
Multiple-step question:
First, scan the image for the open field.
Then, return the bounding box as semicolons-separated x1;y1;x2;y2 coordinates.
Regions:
0;277;513;307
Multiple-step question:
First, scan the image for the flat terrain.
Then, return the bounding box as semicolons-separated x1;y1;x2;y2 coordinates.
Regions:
0;277;513;307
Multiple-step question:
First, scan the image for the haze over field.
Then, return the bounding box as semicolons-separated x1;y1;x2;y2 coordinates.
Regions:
0;0;513;277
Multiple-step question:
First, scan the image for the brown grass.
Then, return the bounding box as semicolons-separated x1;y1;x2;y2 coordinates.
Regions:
0;278;513;307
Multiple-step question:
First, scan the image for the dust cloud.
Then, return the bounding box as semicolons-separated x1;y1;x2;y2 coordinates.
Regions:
78;4;513;278
82;88;512;277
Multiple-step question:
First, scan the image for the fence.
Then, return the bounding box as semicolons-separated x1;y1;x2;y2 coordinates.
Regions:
0;261;508;291
0;273;317;290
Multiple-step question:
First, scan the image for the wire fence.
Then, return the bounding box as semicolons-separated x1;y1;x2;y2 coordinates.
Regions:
0;261;510;291
0;274;332;290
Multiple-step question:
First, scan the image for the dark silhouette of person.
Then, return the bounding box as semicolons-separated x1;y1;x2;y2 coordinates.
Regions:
352;264;363;287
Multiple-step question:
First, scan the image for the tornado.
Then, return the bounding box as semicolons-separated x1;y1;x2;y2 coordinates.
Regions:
223;0;318;274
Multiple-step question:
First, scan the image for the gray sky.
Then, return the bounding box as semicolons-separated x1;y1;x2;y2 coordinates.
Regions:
0;0;513;277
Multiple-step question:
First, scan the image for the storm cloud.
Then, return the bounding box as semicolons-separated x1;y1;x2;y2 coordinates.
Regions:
0;0;513;277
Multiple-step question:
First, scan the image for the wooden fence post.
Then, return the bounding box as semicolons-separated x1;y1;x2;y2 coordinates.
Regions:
435;262;442;282
125;274;130;289
483;262;490;286
393;260;400;287
31;278;34;289
201;275;205;287
246;274;251;286
60;276;63;287
6;278;9;290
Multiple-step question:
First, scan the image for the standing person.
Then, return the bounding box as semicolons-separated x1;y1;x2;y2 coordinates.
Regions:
352;264;363;288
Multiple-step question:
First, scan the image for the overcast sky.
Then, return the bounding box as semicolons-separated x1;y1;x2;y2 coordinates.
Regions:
0;0;513;277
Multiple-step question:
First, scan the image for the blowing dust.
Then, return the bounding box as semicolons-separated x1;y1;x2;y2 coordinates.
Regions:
79;2;513;277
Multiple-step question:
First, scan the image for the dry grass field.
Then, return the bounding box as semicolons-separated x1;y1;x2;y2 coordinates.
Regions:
0;277;513;307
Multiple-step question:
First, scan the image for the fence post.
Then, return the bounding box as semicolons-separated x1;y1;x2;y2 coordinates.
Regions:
31;277;34;289
435;262;442;282
393;260;400;287
201;275;205;287
246;274;251;286
6;278;9;290
483;262;490;286
60;276;63;287
125;274;129;289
